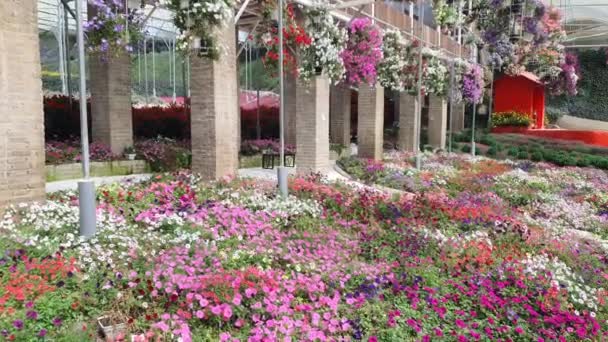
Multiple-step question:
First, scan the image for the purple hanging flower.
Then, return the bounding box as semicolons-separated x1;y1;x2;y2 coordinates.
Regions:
461;64;484;104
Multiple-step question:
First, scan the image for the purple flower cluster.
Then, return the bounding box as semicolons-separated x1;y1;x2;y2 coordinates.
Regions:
461;64;484;104
84;0;144;55
340;18;383;86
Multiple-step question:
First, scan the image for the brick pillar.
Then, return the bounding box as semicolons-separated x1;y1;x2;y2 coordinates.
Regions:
90;53;133;155
0;0;46;206
451;102;465;133
428;95;448;149
296;75;330;175
330;84;351;146
190;21;239;180
397;92;419;152
357;83;384;160
284;72;297;146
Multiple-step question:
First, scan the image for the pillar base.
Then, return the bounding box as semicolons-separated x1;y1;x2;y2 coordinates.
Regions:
296;75;330;175
357;83;384;160
397;92;419;153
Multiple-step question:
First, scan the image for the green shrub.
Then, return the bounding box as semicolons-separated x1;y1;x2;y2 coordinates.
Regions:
530;151;543;162
576;157;592;167
495;143;504;152
517;151;529;159
486;146;497;156
480;135;496;146
507;146;519;157
461;145;471;153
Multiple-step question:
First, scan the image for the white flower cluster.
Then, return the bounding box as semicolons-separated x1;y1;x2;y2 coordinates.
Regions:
378;30;408;91
524;196;603;235
521;253;600;311
299;5;347;83
423;56;449;96
223;192;322;226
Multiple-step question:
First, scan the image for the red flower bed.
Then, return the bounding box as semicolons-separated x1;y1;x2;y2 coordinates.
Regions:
44;95;281;141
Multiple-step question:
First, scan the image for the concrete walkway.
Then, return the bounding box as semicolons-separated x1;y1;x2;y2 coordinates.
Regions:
46;174;153;193
238;161;348;182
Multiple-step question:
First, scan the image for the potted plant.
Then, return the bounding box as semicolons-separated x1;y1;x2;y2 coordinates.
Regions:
124;146;136;160
97;314;127;341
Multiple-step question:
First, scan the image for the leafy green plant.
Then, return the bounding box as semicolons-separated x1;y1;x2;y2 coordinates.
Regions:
517;151;529;159
531;151;543;161
491;111;533;128
486;146;497;156
507;146;519;157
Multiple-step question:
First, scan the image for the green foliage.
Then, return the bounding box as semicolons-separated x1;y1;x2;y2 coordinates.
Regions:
460;144;471;153
517;151;529;159
507;146;519;157
530;151;543;162
491;111;533;128
546;50;608;121
486;146;497;156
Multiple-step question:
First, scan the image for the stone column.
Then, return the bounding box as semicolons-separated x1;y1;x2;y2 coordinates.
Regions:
428;95;448;149
190;21;239;180
397;93;419;152
89;53;134;155
451;102;466;133
357;83;384;160
284;72;297;146
330;84;351;146
296;75;330;175
0;0;46;206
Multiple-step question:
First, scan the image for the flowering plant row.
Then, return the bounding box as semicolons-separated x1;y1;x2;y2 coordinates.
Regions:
3;150;608;340
490;111;534;128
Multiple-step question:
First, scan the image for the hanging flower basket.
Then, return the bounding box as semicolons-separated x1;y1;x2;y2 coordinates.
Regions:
298;5;346;83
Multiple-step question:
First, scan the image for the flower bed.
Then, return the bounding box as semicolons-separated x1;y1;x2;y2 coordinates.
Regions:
2;158;608;340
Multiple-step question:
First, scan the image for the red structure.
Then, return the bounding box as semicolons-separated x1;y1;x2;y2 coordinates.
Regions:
493;72;545;129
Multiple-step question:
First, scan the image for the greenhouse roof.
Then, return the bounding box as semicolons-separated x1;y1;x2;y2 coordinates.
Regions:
548;0;608;47
38;0;179;41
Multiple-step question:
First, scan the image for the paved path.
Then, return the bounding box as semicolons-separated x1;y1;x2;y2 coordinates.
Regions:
46;174;153;193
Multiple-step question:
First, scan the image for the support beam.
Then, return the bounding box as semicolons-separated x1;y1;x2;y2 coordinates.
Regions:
190;19;239;180
296;75;330;175
0;0;46;206
428;95;448;150
357;83;384;160
330;84;351;146
397;92;419;152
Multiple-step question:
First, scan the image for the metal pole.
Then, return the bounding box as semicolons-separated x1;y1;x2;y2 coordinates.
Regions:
172;40;177;101
448;60;455;153
152;38;156;97
256;89;261;140
57;0;67;94
144;37;149;104
64;4;73;101
415;0;425;170
137;48;141;91
277;0;288;198
471;103;477;156
75;0;96;238
488;69;494;127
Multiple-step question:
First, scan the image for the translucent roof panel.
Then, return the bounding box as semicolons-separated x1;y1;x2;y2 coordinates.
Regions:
547;0;608;47
38;0;179;41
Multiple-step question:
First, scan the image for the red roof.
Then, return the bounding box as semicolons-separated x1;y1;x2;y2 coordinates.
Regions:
517;71;542;84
